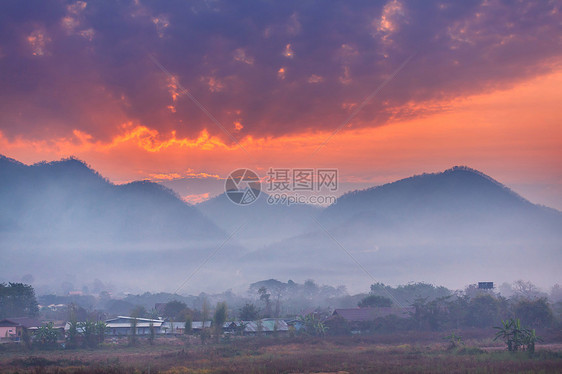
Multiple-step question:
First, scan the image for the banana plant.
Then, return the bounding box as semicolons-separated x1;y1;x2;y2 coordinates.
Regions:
494;319;513;351
522;328;543;354
494;318;541;353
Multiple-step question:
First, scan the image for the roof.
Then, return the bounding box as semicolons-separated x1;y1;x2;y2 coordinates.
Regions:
225;319;289;333
332;307;413;322
106;316;163;323
162;322;186;328
105;316;165;329
105;322;164;328
161;321;211;329
0;317;41;328
191;321;212;329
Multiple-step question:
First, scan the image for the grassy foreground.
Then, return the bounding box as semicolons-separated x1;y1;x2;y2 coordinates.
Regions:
1;333;561;373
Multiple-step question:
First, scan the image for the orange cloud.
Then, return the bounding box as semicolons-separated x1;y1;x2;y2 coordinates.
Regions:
95;124;239;152
148;172;183;180
182;192;211;205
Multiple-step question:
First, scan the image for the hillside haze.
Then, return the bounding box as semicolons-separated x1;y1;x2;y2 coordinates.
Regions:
198;191;321;247
0;155;240;293
244;167;562;290
1;156;560;293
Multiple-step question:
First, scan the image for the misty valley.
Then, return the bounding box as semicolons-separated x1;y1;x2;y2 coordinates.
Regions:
1;155;562;372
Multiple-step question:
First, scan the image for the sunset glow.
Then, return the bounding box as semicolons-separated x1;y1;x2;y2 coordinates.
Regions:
2;69;561;207
0;0;561;207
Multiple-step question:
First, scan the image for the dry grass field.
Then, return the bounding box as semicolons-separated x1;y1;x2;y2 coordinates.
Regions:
1;330;561;373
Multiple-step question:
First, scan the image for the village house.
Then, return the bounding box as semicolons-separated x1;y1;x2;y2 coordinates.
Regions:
61;316;290;337
161;321;212;335
98;317;213;336
0;317;41;341
223;319;289;335
104;316;165;336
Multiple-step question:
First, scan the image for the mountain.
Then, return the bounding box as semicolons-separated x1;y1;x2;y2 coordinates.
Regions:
243;167;562;289
318;166;562;238
1;157;560;292
0;155;247;292
0;155;225;244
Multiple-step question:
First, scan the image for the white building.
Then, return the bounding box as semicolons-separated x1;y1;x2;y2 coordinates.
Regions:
105;316;165;336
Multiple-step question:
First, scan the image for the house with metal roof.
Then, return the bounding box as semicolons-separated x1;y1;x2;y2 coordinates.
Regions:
105;316;165;336
161;321;211;335
223;319;289;335
102;317;213;336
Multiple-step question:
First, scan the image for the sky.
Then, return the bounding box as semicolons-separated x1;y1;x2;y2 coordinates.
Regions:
1;0;561;208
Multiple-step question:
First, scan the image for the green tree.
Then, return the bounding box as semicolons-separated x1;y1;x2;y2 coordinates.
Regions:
358;295;392;308
239;303;260;321
184;314;193;335
200;297;210;344
410;296;452;331
21;327;32;350
512;280;544;300
213;302;227;342
256;319;264;335
258;287;272;317
0;283;39;318
130;305;148;318
95;321;106;345
465;294;501;328
513;297;553;328
201;297;210;325
163;300;188;321
199;327;210;344
149;321;155;345
370;282;451;306
129;317;137;346
446;294;469;329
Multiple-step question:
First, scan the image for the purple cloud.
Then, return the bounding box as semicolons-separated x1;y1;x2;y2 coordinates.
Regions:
0;0;560;142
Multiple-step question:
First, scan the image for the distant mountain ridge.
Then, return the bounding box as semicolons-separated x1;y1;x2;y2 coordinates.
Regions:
319;165;560;229
1;155;560;292
0;155;225;244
